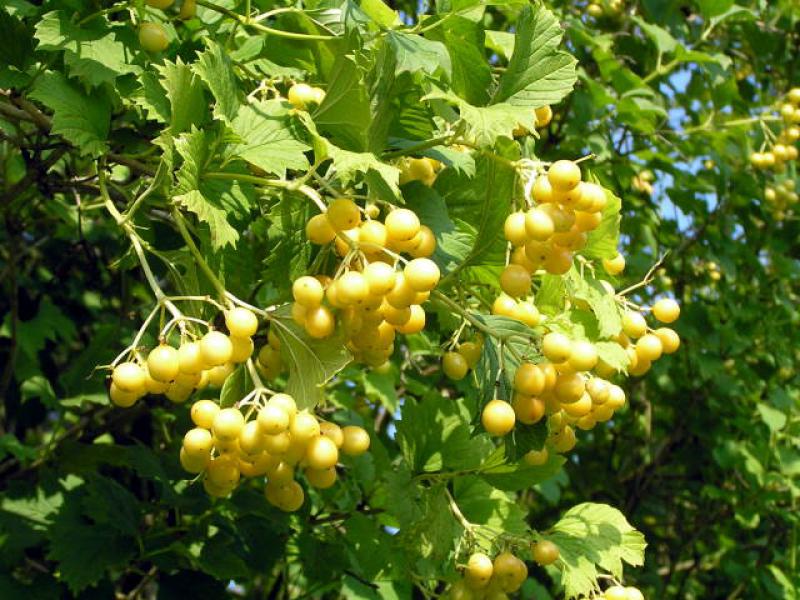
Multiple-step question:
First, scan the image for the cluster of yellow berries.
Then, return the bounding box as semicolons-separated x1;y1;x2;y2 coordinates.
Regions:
109;307;260;407
449;542;560;599
631;170;654;196
587;0;624;18
763;179;798;219
180;394;370;506
750;88;800;170
619;298;681;377
441;338;485;381
294;199;440;365
398;156;443;186
499;160;609;320
477;297;680;457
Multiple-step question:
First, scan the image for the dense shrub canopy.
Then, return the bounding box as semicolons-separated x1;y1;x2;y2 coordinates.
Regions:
0;0;799;598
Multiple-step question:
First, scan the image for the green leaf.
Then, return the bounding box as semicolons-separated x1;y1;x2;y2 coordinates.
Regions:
133;71;170;124
536;274;567;313
395;395;494;472
220;364;251;408
81;476;141;536
47;494;137;593
484;30;515;61
314;54;372;151
319;140;400;199
471;314;539;399
480;448;566;491
428;17;490;104
270;304;352;410
230;99;310;177
566;267;622;338
434;153;517;278
197;533;250;580
756;403;787;432
361;368;399;413
595;342;629;373
1;482;66;529
28;71;110;156
360;0;401;27
173;127;255;250
0;10;33;70
505;419;548;461
0;434;37;462
492;5;577;108
397;485;462;574
386;31;452;78
34;11;139;86
426;88;534;145
546;503;647;600
631;17;678;54
194;40;242;124
453;476;528;551
20;375;56;407
157;58;208;136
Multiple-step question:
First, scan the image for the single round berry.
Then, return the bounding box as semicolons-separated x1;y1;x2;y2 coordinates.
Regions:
290;410;321;443
109;383;140;407
292;276;325;307
542;332;572;363
225;307;258;337
464;552;493;588
532;540;560;565
500;264;532;298
603;253;625;275
326;198;361;231
257;404;290;435
305;306;335;338
492;552;528;593
306;213;336;244
569;340;598;371
183;427;213;457
305;435;339;469
655;327;680;354
200;331;233;367
341;425;370;456
622;312;647;339
514;362;545;395
363;262;396;296
178;342;205;374
139;22;169;52
212;408;245;441
112;362;146;394
404;258;440;292
504;212;528;246
548;160;581;191
147;344;180;383
523;447;549;466
191;399;220;429
481;399;515;436
525;208;555;241
442;351;469;380
385;209;421;242
287;83;316;110
652;298;680;323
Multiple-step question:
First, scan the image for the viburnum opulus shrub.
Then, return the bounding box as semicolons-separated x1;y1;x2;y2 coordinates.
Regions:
16;0;800;598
